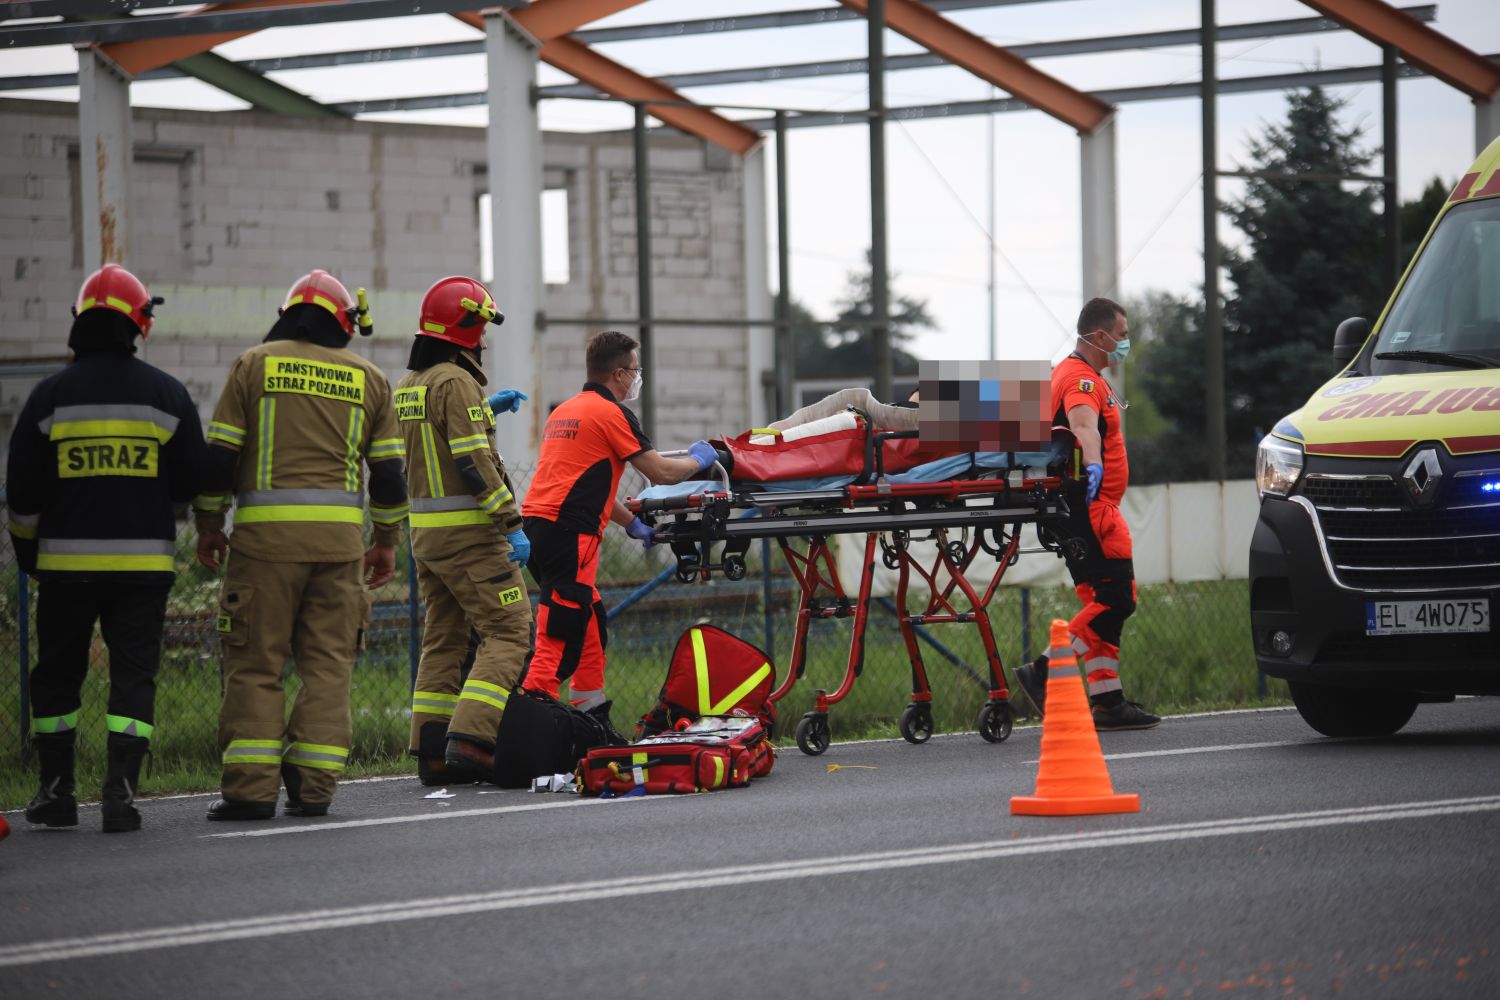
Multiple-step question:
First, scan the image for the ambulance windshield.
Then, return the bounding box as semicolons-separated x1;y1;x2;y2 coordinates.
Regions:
1371;198;1500;373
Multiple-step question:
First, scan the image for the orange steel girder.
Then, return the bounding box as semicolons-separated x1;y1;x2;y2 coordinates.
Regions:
454;6;760;155
102;0;324;77
1300;0;1500;99
839;0;1113;135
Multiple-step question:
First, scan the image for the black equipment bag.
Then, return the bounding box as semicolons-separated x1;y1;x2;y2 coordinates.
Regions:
492;689;610;788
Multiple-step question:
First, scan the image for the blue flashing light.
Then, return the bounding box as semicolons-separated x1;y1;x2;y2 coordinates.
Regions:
1483;480;1500;494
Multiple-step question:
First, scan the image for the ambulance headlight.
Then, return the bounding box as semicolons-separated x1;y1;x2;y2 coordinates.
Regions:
1255;435;1304;498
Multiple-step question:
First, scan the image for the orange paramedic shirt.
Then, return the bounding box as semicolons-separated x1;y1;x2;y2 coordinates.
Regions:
1051;354;1128;506
523;383;652;536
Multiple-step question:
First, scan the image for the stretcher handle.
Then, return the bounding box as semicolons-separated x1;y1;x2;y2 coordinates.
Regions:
658;449;731;493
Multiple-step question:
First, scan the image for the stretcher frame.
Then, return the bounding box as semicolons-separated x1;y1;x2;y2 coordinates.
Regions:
628;452;1071;755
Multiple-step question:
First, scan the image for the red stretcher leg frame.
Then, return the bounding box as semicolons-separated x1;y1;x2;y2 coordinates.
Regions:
890;526;1019;746
767;532;880;756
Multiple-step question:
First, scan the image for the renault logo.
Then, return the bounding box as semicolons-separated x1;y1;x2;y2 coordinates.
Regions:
1402;448;1443;506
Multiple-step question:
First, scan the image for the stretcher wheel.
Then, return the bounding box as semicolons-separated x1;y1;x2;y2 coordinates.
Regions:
976;701;1013;743
898;703;933;744
796;713;830;756
675;561;700;583
722;554;747;581
945;540;967;566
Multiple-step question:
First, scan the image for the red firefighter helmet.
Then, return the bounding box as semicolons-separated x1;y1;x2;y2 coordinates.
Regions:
73;263;162;338
281;270;363;336
416;276;504;350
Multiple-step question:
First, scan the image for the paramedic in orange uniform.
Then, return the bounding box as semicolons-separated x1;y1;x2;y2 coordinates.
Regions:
521;330;718;741
1016;297;1160;731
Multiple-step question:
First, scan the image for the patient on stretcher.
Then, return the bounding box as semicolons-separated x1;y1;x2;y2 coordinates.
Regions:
649;362;1057;494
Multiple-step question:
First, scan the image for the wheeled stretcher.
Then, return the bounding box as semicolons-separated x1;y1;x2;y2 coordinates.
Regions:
627;428;1075;755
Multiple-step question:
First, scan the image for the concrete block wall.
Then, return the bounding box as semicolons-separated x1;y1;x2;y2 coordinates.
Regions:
0;98;759;468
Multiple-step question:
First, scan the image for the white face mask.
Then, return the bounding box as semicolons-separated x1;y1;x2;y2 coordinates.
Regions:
624;369;642;402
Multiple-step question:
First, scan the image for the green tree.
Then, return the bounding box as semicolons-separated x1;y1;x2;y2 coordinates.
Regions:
794;251;933;380
1137;87;1390;480
1399;176;1452;266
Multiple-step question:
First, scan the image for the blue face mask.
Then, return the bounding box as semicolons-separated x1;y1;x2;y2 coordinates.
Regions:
1083;330;1130;365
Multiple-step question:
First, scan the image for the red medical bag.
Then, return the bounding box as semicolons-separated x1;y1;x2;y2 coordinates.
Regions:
636;624;777;738
579;716;775;795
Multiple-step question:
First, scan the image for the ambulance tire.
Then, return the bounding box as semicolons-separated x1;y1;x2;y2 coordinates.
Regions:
1287;681;1417;738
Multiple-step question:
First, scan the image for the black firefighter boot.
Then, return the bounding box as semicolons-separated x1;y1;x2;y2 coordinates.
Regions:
586;700;631;747
444;735;495;784
415;721;474;787
101;733;151;833
26;731;79;828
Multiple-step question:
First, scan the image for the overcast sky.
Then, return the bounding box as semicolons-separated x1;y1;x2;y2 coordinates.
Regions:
5;0;1498;362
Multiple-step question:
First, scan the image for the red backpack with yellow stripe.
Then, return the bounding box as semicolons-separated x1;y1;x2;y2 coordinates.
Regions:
634;625;777;739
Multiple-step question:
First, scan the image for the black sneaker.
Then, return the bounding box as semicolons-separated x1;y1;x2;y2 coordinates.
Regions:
1014;657;1049;718
1092;699;1161;731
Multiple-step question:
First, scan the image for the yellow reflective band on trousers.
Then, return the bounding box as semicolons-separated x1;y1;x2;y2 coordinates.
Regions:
409;496;489;528
283;741;349;772
193;492;229;512
34;711;79;734
343;407;366;493
107;714;154;739
8;512;39;539
448;433;490;456
690;627;772;716
36;538;175;573
412;690;459;717
234;488;365;526
459;678;509;712
257;396;276;490
419;423;443;497
223;739;284;766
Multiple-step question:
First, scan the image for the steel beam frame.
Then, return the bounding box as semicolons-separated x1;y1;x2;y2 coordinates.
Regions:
1300;0;1500;100
841;0;1112;134
0;7;1439;97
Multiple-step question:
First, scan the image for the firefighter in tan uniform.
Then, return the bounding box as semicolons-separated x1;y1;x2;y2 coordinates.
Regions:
194;270;409;820
398;276;533;784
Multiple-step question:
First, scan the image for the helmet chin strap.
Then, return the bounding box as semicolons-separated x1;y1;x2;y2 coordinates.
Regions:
456;346;487;386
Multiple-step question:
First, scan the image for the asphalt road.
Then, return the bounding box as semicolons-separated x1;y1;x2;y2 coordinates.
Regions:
3;700;1499;999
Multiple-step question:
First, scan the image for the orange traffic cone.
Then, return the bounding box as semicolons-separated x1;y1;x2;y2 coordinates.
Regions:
1010;619;1140;816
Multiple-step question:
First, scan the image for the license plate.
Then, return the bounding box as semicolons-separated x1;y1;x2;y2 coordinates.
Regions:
1365;598;1490;636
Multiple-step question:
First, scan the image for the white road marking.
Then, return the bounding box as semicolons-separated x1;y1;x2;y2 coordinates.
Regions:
8;793;1499;968
201;794;683;838
1022;739;1316;764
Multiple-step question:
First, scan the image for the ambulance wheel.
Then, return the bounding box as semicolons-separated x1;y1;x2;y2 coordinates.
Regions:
722;554;747;581
796;714;830;756
899;703;933;744
976;701;1012;743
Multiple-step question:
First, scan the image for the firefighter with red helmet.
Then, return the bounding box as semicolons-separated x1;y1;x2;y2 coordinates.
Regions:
7;264;210;832
396;275;534;783
194;270;408;820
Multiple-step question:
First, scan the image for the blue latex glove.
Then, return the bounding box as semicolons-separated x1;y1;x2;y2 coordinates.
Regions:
487;389;528;414
505;527;530;566
686;440;719;474
626;516;655;549
1085;462;1104;502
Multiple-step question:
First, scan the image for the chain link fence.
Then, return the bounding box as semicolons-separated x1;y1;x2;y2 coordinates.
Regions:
1;466;1273;802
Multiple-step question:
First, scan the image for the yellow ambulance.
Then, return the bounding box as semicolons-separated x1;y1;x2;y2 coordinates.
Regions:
1251;134;1500;737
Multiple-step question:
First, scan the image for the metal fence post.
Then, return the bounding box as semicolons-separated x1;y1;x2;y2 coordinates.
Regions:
19;567;31;761
407;537;420;690
1019;586;1031;662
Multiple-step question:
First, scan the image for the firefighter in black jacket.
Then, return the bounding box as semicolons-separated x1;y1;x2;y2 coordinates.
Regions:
6;264;209;832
